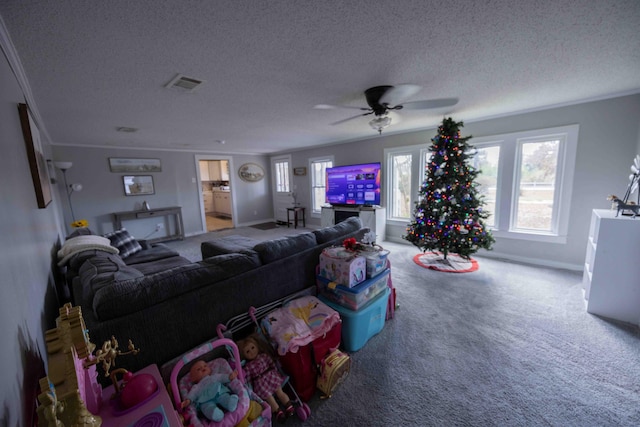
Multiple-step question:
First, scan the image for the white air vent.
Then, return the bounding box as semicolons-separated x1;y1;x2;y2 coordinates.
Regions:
116;126;138;133
165;74;205;92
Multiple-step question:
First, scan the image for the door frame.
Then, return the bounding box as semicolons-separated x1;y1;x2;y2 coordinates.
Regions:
195;154;235;233
270;154;293;223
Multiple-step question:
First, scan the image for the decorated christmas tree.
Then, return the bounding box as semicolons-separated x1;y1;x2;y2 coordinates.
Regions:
404;117;494;260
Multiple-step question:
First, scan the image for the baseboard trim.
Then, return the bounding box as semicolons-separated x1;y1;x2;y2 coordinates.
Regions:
384;235;582;271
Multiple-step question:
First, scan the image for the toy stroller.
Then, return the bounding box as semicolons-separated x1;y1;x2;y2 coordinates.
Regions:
218;296;312;422
168;336;272;427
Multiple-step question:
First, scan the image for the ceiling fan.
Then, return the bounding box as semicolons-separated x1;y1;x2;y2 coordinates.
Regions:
315;84;458;134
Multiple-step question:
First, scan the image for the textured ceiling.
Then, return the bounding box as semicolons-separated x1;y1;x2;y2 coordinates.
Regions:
1;0;639;154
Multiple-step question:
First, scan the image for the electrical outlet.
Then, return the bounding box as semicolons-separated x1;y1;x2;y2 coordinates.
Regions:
156;223;164;231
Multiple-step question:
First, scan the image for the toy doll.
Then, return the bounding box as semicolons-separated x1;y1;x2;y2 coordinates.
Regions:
181;359;239;422
238;334;294;422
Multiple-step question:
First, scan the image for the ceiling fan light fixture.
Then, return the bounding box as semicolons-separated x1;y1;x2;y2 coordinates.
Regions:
369;114;392;134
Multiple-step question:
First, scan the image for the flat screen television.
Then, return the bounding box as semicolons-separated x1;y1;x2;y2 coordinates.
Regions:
325;162;382;207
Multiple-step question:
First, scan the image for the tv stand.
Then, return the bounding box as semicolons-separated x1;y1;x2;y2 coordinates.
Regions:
321;206;386;242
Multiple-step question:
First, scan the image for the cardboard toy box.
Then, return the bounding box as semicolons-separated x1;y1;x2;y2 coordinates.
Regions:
317;268;390;311
318;247;366;288
319;287;390;352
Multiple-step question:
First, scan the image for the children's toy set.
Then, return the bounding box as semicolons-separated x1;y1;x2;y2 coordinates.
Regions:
318;246;366;287
168;338;272;427
258;295;343;402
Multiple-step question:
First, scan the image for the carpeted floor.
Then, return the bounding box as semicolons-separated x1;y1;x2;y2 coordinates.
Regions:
166;228;640;426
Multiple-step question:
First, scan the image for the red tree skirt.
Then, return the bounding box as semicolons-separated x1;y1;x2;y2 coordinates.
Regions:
413;252;479;273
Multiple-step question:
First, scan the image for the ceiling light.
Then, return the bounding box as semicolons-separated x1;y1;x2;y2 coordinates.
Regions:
369;114;392;134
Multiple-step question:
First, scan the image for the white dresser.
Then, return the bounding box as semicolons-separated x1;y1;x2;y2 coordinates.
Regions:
582;209;640;325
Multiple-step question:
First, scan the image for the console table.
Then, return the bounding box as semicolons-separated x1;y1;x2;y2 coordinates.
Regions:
113;206;184;243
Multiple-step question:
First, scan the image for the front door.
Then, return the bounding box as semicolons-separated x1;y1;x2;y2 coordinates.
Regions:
271;155;293;224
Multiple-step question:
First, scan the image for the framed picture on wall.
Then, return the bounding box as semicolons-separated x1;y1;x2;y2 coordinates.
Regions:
109;157;161;173
18;103;52;208
293;167;307;176
123;175;155;196
238;163;265;182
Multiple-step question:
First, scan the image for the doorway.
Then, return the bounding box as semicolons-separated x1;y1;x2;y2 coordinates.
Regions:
196;155;234;232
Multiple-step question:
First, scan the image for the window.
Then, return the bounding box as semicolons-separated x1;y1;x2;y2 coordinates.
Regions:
470;124;578;242
273;159;290;193
309;156;333;215
389;152;413;219
513;138;560;231
385;124;578;243
472;145;500;228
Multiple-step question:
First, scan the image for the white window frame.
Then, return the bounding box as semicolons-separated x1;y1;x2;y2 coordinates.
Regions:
473;124;579;243
384;124;578;243
308;155;334;217
384;145;424;223
272;156;291;194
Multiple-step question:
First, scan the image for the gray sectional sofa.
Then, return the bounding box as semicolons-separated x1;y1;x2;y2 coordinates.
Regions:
65;217;366;382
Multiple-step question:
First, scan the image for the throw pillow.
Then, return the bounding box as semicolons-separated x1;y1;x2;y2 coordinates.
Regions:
104;228;142;258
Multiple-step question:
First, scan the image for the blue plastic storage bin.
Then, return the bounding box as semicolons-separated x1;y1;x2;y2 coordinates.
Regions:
319;287;390;352
317;268;390;311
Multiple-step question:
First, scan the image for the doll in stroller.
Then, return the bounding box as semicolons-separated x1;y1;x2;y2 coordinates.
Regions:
238;333;296;422
169;337;272;427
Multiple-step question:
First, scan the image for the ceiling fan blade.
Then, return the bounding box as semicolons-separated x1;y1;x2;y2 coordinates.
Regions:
314;103;369;111
379;84;422;106
400;97;459;110
330;112;373;126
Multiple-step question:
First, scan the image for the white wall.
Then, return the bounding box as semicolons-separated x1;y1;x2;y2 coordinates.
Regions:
50;146;273;237
0;37;66;426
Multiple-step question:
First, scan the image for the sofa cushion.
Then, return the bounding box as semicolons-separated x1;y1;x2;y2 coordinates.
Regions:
131;255;192;275
313;216;363;244
92;253;262;320
201;235;260;258
253;232;317;264
104;228;143;258
123;243;181;265
79;253;144;307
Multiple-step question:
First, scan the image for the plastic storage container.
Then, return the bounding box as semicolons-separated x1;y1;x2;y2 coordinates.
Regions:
319;287;390;352
317;269;390;311
360;248;390;278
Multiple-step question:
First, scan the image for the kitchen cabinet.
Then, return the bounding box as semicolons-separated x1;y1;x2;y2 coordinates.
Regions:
220;160;230;181
200;160;230;182
199;161;210;181
213;191;232;217
209;161;221;181
203;192;214;213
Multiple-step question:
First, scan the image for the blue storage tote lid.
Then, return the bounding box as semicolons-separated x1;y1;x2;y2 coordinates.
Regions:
317;268;390;311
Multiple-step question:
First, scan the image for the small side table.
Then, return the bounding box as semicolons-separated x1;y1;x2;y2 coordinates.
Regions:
287;207;306;228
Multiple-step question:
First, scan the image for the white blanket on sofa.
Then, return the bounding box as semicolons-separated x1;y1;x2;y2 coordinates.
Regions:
57;235;119;266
